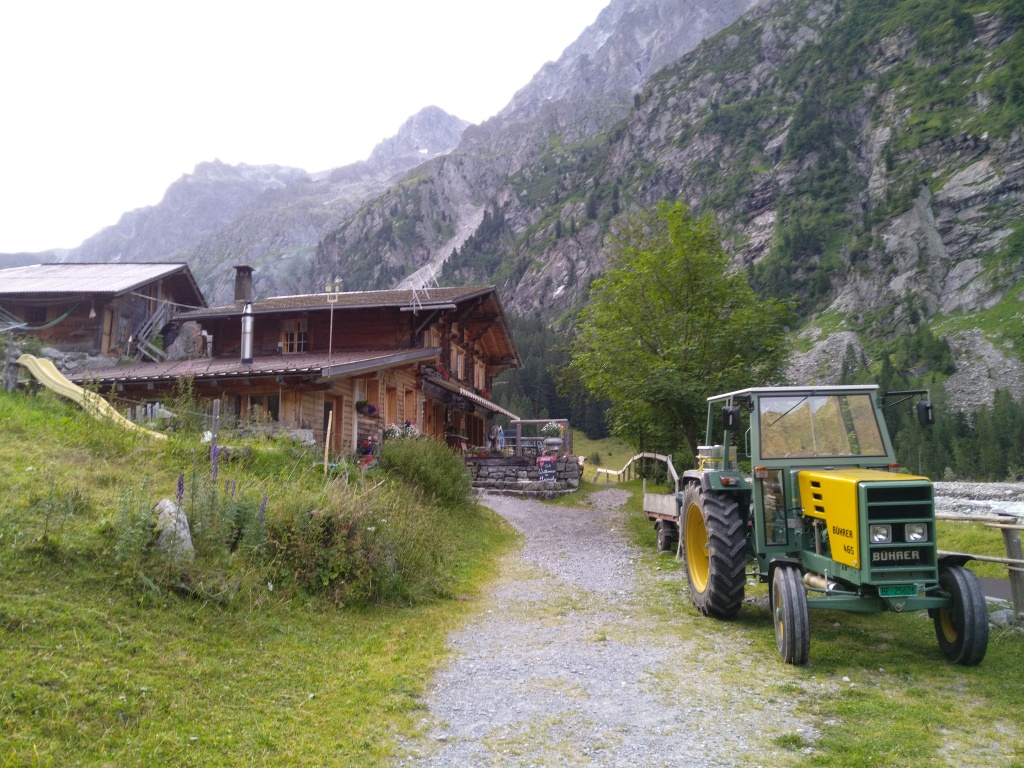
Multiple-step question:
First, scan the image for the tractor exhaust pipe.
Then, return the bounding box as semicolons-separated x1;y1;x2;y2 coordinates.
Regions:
803;572;838;593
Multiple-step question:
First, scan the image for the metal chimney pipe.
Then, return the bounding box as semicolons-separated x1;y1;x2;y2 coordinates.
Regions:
234;265;254;302
241;302;254;364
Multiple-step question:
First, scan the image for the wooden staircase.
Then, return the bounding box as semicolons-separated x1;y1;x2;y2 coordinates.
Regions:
133;300;173;361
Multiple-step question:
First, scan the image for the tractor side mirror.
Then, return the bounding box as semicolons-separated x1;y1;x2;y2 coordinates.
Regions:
917;400;934;426
722;405;742;432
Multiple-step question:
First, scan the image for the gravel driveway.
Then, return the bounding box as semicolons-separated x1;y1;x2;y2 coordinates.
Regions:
398;489;812;767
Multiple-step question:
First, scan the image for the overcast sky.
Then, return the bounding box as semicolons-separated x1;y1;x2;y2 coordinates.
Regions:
0;0;609;254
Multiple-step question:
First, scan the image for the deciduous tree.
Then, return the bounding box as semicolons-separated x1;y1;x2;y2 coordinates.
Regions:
570;201;791;459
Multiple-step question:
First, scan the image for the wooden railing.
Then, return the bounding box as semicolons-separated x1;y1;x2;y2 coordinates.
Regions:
594;452;679;492
936;512;1024;617
133;299;173;361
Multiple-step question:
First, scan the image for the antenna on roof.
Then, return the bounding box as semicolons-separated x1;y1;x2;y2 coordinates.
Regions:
407;271;439;314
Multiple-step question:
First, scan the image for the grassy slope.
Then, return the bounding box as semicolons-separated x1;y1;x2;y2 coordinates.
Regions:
0;389;517;767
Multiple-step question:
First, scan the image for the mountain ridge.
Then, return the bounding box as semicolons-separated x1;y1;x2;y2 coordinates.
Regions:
5;106;470;303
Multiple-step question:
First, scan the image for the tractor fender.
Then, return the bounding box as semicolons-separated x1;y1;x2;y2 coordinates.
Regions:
767;557;803;586
681;470;719;494
937;553;974;569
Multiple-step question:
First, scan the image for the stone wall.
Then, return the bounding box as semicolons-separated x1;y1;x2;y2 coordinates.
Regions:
465;455;581;498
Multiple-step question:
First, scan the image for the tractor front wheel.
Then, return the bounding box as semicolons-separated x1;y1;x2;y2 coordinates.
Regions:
771;565;810;665
680;484;747;618
933;565;989;666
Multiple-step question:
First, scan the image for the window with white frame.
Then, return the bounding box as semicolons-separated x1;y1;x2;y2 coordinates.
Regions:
282;319;308;353
454;347;465;380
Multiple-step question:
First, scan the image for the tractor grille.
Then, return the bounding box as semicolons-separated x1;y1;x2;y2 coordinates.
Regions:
863;481;937;584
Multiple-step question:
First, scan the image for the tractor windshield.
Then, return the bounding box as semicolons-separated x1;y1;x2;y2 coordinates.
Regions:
758;393;887;459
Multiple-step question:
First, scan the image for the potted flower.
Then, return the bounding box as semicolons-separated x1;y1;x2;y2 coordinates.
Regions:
540;421;563;437
540;421;564;450
355;400;378;416
422;361;450;380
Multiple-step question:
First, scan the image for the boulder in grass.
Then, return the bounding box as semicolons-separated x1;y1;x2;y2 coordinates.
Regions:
154;499;194;560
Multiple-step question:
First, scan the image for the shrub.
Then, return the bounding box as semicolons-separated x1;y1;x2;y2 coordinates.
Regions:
264;483;454;605
376;438;472;510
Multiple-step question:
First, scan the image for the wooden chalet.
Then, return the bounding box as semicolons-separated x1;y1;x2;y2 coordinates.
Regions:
0;262;206;359
69;266;521;456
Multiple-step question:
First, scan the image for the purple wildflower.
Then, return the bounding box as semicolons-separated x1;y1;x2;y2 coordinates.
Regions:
176;472;185;505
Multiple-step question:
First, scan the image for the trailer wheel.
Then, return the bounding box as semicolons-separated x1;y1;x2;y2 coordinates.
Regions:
655;521;677;553
680;484;746;618
771;566;810;665
933;566;989;666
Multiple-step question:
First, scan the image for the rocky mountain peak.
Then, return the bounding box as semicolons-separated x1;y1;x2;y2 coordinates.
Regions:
496;0;760;129
366;106;469;169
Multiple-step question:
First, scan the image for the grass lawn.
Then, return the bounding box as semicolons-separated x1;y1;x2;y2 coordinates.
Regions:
0;389;518;767
572;432;661;483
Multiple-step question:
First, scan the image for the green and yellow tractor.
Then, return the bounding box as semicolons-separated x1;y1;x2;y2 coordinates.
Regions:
643;385;988;665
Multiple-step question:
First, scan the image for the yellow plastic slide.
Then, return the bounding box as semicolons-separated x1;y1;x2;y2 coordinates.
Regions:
16;354;167;440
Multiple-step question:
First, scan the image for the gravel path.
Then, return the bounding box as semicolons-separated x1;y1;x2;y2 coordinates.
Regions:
398;489;812;768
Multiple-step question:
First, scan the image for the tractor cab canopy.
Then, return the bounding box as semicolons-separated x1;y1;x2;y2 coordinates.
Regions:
705;385;911;470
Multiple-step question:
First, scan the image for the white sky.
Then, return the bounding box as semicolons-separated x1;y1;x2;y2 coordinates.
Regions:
0;0;610;254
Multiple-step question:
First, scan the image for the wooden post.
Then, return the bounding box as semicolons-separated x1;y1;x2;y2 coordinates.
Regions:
210;399;220;472
324;408;334;475
4;337;19;392
1001;526;1024;618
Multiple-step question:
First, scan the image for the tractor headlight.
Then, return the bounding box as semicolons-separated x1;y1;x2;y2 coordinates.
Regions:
869;524;892;544
905;523;928;543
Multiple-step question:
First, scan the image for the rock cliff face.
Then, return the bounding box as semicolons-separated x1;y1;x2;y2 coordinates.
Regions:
313;0;759;291
315;0;1022;411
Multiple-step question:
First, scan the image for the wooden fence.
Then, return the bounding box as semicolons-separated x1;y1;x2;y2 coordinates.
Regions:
594;452;679;492
936;512;1024;617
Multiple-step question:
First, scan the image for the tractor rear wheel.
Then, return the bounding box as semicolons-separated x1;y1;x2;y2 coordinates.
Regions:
680;484;747;618
771;565;810;665
933;565;989;666
656;521;677;553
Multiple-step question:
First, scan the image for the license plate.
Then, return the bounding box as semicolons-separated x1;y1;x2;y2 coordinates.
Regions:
879;585;917;597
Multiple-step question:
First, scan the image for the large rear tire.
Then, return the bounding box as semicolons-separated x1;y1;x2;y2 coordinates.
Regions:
680;484;747;618
771;565;810;665
933;565;989;666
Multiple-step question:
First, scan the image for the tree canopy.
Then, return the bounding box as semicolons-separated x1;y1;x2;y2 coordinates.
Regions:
569;201;792;459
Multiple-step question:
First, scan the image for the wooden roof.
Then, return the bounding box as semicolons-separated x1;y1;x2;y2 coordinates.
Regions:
179;285;495;317
180;284;521;370
0;263;206;306
68;348;438;385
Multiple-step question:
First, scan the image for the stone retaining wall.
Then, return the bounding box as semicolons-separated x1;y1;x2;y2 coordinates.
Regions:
465;455;581;498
